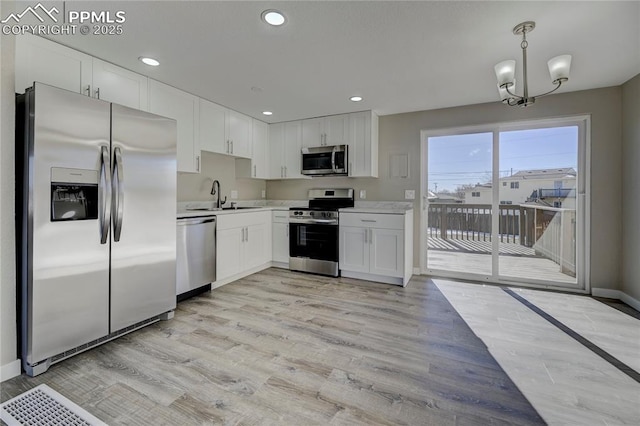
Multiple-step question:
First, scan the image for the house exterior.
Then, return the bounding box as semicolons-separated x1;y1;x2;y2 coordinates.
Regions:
464;168;577;208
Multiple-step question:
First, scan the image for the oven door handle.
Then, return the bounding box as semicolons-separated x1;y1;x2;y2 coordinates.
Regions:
289;218;338;225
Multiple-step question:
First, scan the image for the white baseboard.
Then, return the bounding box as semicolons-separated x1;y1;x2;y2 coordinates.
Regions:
1;359;21;382
591;288;640;311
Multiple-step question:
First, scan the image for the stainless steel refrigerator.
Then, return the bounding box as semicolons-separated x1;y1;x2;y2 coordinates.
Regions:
16;82;177;376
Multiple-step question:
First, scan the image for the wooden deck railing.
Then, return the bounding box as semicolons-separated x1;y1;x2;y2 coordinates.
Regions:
427;203;576;275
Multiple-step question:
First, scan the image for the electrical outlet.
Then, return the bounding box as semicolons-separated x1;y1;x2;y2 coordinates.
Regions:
405;190;415;200
359;190;366;199
230;190;238;199
261;190;266;198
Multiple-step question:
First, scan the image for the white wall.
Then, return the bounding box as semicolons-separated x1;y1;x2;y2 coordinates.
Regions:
621;74;640;302
268;86;624;292
0;0;20;381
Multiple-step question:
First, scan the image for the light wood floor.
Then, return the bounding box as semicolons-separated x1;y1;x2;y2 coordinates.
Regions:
1;269;544;425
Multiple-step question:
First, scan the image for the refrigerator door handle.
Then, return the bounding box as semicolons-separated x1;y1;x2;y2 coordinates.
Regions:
99;145;112;244
112;146;125;242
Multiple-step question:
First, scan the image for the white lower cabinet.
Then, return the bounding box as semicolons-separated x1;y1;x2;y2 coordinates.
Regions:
216;211;271;282
272;211;289;266
339;211;413;286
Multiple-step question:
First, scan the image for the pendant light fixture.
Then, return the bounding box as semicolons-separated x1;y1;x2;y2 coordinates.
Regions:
495;21;572;107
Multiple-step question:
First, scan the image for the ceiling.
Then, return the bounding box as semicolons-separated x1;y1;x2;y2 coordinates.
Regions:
35;1;640;123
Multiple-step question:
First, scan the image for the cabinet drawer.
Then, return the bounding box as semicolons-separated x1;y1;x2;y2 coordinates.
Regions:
340;212;404;230
272;210;289;223
217;210;270;230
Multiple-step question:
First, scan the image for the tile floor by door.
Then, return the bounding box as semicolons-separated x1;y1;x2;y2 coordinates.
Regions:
2;268;639;425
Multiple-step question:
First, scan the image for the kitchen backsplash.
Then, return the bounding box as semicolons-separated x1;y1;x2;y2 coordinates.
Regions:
177;151;266;202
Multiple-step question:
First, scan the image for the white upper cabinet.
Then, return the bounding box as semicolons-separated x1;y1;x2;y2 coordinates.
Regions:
16;35;148;111
15;33;92;95
235;118;269;179
148;80;200;173
268;121;304;179
227;110;252;158
348;111;379;178
91;58;148;111
199;101;252;159
301;118;323;148
199;98;227;154
251;119;269;179
268;123;286;178
301;114;349;148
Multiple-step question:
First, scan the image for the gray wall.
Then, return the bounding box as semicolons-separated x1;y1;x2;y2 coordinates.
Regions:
268;87;623;292
177;151;266;202
0;0;18;376
622;74;640;301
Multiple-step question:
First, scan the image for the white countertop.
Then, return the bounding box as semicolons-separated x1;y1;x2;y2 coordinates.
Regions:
177;206;281;219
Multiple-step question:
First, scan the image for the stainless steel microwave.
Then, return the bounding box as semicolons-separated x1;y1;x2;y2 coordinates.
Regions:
301;145;348;176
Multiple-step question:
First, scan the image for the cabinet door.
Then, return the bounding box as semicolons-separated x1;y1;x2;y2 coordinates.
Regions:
199;99;228;154
268;123;285;178
16;33;92;95
217;228;243;280
370;228;404;277
228;110;252;158
148;80;200;173
324;114;349;146
349;111;378;177
272;222;289;263
252;119;269;179
243;223;268;269
92;58;148;111
283;121;303;178
339;226;369;273
301;118;323;148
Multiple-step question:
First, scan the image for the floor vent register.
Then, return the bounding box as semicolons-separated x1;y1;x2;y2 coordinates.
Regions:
1;384;106;426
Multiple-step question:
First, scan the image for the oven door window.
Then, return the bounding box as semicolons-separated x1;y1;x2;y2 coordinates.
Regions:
289;223;338;261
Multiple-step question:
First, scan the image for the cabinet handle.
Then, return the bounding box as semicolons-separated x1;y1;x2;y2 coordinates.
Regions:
286;224;289;237
226;140;229;153
95;87;100;99
231;140;234;154
364;228;368;243
284;166;287;177
196;155;200;172
253;165;256;177
246;227;249;242
85;85;91;97
361;219;377;223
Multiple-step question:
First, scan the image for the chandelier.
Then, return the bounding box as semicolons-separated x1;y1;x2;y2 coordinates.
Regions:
494;21;572;107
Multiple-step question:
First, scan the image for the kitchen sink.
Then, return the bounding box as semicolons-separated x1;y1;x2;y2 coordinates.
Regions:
186;207;222;211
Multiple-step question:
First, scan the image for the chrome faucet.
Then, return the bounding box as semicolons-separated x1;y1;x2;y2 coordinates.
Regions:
210;180;227;209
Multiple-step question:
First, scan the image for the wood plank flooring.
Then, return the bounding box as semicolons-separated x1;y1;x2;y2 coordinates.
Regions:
1;268;544;425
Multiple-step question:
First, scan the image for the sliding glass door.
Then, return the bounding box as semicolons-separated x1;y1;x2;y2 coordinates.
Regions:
422;117;588;290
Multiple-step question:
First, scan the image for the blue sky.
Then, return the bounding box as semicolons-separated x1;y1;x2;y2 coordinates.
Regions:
427;126;578;192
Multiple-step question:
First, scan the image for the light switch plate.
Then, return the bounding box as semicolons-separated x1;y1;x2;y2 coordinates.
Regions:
405;190;415;200
261;190;266;198
359;190;366;199
230;190;238;199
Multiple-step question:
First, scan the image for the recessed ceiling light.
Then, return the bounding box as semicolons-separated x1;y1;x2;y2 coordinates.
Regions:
262;111;273;116
139;57;159;66
350;96;363;102
261;10;286;26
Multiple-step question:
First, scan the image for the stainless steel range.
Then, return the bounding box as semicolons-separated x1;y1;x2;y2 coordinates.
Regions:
289;188;354;277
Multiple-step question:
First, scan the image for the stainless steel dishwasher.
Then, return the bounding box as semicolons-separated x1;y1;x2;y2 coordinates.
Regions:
176;216;216;301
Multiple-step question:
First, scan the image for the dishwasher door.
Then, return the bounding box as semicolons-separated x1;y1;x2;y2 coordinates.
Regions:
176;217;216;297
